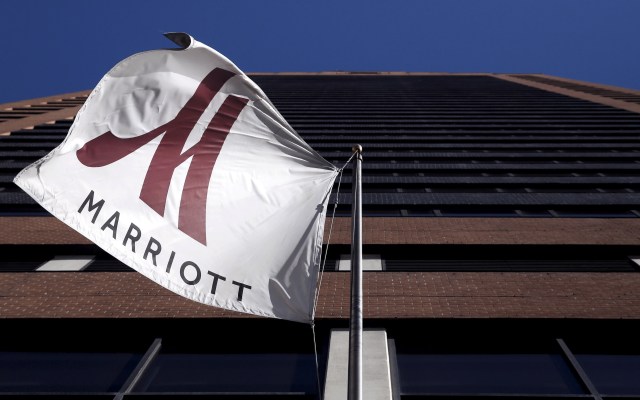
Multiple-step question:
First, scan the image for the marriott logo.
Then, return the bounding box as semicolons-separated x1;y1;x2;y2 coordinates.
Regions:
76;67;248;245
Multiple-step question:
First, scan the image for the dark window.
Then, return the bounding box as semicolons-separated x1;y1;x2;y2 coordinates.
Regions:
133;352;318;394
0;351;141;392
396;352;584;395
576;354;640;395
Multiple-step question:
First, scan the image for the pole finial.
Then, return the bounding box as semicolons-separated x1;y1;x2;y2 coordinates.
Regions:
352;144;363;154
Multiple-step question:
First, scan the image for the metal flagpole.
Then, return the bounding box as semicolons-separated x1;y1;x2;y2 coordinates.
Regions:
348;144;363;400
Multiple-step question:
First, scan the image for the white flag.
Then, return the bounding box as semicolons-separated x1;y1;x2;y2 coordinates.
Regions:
14;32;338;323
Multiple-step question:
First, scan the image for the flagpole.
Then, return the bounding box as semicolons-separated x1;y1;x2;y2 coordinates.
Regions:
348;144;363;400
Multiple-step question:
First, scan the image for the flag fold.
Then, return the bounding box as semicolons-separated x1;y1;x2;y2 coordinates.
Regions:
14;32;338;323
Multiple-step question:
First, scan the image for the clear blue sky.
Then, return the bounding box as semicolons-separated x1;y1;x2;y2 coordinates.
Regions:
2;0;640;104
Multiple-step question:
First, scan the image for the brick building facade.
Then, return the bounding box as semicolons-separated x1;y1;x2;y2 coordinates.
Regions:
2;73;640;399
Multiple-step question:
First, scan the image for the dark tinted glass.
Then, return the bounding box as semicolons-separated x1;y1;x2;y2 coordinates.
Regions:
576;354;640;395
397;353;584;395
0;351;141;392
134;353;317;393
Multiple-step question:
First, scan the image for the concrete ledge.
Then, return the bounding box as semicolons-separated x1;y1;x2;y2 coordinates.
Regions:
323;329;392;400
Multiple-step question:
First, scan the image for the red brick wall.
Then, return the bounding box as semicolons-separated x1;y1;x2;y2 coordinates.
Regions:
2;271;640;319
5;216;640;245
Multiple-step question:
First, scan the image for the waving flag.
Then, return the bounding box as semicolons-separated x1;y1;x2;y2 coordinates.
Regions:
14;32;338;323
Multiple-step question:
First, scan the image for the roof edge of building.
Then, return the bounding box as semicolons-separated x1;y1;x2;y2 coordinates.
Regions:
0;90;92;111
0;90;92;136
496;74;640;114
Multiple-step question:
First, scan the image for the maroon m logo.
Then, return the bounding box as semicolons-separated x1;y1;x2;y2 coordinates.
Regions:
76;67;249;245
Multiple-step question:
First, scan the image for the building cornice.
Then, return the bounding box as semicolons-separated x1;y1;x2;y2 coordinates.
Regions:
0;90;91;135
